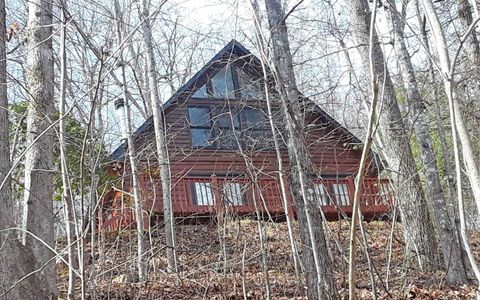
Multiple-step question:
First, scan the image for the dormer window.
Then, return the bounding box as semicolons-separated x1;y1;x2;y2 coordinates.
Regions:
191;63;264;100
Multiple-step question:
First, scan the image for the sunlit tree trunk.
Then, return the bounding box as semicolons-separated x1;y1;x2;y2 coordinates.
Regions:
348;0;438;269
264;0;338;298
421;0;480;224
139;0;177;273
386;1;468;284
21;0;57;296
0;0;45;297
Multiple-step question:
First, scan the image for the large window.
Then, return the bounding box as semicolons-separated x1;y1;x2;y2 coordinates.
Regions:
188;106;270;149
188;106;213;147
190;64;263;100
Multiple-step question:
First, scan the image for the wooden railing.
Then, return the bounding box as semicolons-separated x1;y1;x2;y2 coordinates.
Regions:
100;175;394;232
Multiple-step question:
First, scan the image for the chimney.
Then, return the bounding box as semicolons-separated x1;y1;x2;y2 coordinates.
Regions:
114;98;128;142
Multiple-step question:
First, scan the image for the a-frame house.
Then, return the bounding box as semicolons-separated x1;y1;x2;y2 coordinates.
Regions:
100;40;392;231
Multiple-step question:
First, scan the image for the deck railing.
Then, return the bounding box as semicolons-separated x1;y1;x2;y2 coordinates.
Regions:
100;175;394;232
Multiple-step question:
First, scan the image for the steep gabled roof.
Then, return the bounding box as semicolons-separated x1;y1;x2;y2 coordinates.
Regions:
109;39;361;161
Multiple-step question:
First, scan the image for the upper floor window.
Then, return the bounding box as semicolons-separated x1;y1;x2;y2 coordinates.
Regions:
188;106;214;147
187;105;270;149
191;64;264;100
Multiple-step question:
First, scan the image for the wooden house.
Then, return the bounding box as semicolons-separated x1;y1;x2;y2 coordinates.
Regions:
100;40;392;232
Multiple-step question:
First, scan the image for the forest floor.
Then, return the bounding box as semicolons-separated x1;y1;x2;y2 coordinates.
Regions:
57;218;480;299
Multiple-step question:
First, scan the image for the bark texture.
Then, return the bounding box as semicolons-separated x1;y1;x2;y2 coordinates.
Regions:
386;2;468;284
21;0;57;297
421;0;480;223
0;1;48;298
348;0;438;269
264;0;338;299
139;0;176;273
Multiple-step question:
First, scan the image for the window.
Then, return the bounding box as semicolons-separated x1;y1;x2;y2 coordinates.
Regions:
188;105;270;149
192;84;208;98
332;183;350;206
214;110;241;149
223;182;246;206
307;184;330;206
236;68;263;99
188;107;213;147
189;63;264;100
192;182;214;206
211;66;235;99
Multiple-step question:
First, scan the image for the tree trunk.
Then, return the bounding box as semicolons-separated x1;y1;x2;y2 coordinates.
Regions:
114;0;147;281
264;0;338;299
386;1;468;284
139;0;177;273
348;0;438;269
21;0;57;296
421;0;480;224
0;0;48;297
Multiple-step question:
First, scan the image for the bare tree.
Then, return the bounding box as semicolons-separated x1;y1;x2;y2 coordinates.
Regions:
386;1;468;284
139;0;177;273
0;0;47;298
114;0;147;281
264;0;339;298
347;0;438;269
21;0;57;296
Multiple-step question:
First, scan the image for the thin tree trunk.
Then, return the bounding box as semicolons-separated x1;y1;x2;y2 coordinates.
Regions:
264;1;338;298
349;1;380;297
247;0;301;280
421;0;480;223
114;0;147;281
58;8;79;298
21;0;57;297
386;1;468;284
348;0;438;270
139;0;176;273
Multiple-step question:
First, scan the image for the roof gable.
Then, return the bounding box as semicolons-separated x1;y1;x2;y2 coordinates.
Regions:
109;39;361;161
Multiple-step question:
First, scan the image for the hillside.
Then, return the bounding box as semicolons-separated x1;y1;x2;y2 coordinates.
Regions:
57;220;480;299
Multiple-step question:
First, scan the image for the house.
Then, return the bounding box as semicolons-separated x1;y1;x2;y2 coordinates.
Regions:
100;40;392;232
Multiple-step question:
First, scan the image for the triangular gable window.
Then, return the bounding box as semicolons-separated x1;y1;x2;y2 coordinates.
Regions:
236;68;263;99
211;65;235;99
192;84;208;98
190;63;264;100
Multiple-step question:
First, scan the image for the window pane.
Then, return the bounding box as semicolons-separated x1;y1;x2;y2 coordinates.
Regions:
241;108;267;130
333;183;350;206
191;128;212;147
192;84;208;98
188;107;211;127
218;129;239;149
211;66;235;99
223;182;246;206
307;184;329;206
242;129;272;149
194;182;214;205
237;68;263;99
214;110;240;128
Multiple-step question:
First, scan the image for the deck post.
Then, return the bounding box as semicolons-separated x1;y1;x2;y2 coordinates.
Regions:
347;176;357;208
211;174;223;213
